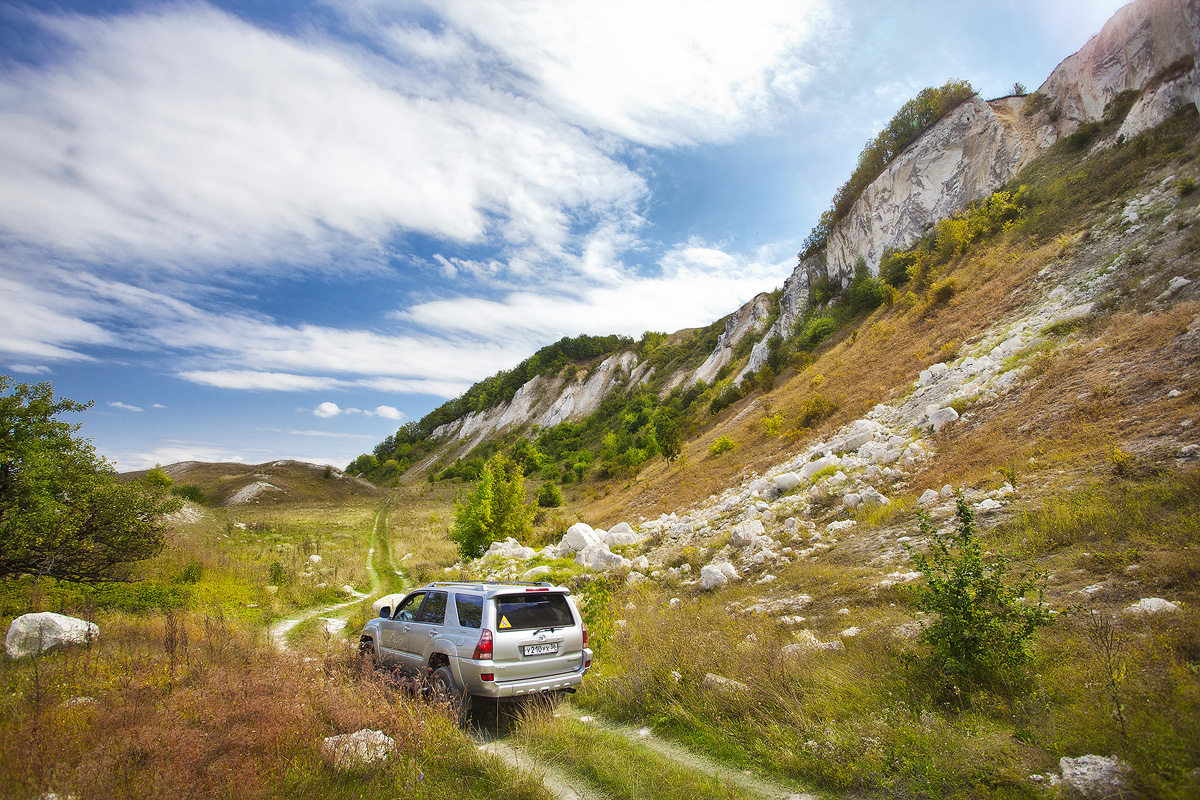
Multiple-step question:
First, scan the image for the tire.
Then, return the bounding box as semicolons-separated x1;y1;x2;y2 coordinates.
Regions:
360;637;380;669
430;665;471;726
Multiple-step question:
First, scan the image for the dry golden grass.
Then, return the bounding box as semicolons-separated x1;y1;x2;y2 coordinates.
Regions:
0;611;551;800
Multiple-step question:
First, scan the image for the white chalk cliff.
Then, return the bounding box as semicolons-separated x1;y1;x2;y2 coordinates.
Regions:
731;0;1200;382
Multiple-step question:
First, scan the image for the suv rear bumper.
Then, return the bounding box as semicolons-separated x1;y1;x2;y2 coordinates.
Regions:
458;649;592;698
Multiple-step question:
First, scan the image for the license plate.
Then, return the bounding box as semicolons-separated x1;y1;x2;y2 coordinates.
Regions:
523;643;559;656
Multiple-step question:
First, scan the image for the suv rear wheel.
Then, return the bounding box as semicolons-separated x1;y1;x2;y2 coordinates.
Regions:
431;665;471;725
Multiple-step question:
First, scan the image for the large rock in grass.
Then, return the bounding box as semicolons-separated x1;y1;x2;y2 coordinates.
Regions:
321;729;394;770
1057;755;1132;799
559;522;602;554
6;612;99;658
575;543;631;571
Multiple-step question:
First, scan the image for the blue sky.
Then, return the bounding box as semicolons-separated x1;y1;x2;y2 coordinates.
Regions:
1;0;1128;471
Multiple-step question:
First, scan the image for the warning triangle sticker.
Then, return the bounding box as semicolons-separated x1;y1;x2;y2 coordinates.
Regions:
499;616;512;629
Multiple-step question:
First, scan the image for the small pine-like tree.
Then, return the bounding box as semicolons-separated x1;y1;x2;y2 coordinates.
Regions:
450;454;533;559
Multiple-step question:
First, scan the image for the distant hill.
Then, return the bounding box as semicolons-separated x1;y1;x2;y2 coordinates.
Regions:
122;460;382;507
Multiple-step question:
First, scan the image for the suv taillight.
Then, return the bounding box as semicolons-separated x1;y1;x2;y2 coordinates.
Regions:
473;629;493;660
582;626;589;647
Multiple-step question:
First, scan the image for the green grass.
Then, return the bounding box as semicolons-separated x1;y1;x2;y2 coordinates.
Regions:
570;470;1200;799
515;712;756;800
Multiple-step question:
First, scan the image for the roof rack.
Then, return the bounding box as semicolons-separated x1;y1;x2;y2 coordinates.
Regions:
426;580;556;590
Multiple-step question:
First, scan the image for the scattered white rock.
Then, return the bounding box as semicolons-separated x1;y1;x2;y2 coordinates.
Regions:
731;519;766;548
918;488;940;505
1057;755;1132;799
575;543;631;571
827;520;856;532
703;673;750;694
975;498;1002;512
522;565;552;581
6;613;99;659
800;454;840;481
1124;597;1179;615
485;537;537;560
560;522;602;554
773;472;803;492
321;729;394;770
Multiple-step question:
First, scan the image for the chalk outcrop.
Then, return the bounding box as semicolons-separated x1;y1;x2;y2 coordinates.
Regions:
735;0;1200;382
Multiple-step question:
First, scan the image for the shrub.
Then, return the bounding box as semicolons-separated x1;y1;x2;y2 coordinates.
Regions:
906;498;1053;692
709;436;736;456
796;316;838;351
799;393;837;428
171;483;207;504
536;482;564;508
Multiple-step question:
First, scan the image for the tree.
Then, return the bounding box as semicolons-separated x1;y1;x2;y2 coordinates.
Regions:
906;497;1052;691
450;454;533;559
0;377;181;583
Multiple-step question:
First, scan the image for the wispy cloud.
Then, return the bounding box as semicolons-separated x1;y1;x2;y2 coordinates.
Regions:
8;364;52;375
108;401;144;412
0;4;644;275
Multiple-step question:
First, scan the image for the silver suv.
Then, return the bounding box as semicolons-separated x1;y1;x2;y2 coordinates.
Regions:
359;581;593;719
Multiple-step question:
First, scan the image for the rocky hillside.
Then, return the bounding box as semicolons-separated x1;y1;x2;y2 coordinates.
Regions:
374;0;1200;470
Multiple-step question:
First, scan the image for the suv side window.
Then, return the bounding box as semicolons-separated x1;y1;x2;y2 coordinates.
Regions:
416;591;447;624
392;592;424;621
455;594;483;629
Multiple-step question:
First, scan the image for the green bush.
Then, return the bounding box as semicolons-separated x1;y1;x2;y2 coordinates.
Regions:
708;436;735;456
906;498;1053;693
536;482;564;508
171;483;206;504
796;316;838;351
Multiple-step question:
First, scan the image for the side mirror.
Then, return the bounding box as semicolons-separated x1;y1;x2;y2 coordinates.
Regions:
378;606;391;619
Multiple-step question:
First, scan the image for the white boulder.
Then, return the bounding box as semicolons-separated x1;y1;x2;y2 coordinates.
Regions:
522;565;552;582
560;522;602;553
604;528;641;547
575;543;631;571
484;537;537;560
321;729;394;770
6;613;99;659
773;472;803;492
730;519;766;548
918;488;940;505
1124;597;1179;615
800;454;840;481
926;406;959;432
1057;755;1131;799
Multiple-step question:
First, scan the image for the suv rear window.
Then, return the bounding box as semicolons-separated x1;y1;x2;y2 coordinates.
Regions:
495;593;575;631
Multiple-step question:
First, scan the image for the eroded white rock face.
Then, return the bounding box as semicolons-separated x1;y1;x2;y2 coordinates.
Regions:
1039;0;1199;138
691;293;774;387
6;613;99;658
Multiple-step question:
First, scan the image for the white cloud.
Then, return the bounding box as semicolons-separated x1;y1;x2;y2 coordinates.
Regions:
426;0;829;147
372;405;403;420
0;5;644;274
178;370;343;392
8;364;52;375
107;440;249;472
314;401;341;418
402;238;795;340
108;401;144;412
